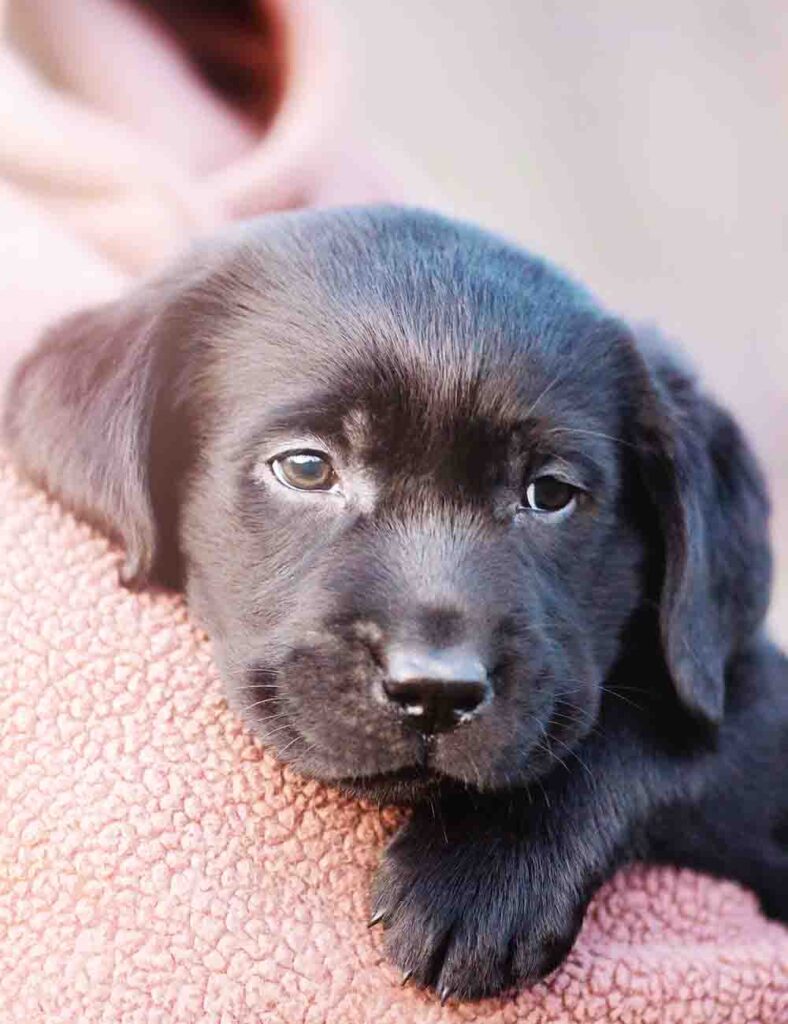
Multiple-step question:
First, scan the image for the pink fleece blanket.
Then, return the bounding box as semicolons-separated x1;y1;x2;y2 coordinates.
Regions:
2;455;787;1022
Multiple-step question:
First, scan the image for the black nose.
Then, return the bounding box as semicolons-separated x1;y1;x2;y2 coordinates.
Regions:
383;646;491;734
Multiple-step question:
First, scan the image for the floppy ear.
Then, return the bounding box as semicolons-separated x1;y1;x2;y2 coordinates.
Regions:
632;330;772;725
3;274;195;589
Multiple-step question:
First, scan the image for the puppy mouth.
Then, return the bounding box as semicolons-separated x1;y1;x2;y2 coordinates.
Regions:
336;760;445;803
317;725;497;802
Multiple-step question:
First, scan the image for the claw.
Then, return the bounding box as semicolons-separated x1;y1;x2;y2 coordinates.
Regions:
400;969;413;987
368;909;386;928
439;986;452;1006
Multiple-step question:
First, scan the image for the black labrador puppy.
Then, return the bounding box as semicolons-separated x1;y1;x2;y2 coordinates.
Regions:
5;207;787;1001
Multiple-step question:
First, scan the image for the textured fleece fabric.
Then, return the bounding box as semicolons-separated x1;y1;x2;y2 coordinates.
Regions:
2;455;787;1022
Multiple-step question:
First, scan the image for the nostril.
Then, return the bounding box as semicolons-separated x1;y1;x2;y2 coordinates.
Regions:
383;679;429;719
383;644;491;733
383;677;488;707
383;674;491;734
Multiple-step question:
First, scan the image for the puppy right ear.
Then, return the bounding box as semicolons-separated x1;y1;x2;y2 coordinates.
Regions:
629;331;772;725
3;276;190;588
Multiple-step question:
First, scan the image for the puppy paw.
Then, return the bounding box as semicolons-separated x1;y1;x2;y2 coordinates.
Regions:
371;812;586;1002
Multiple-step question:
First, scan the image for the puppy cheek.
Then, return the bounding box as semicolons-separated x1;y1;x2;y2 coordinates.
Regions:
259;643;423;778
428;714;532;789
470;643;600;788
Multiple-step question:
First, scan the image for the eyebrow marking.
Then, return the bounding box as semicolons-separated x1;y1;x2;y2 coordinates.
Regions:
342;407;371;451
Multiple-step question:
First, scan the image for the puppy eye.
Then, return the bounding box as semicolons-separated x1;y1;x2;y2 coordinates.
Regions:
523;476;578;516
270;451;337;492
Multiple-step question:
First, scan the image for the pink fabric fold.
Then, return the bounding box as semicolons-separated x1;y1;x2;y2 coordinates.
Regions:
0;0;394;378
1;457;786;1022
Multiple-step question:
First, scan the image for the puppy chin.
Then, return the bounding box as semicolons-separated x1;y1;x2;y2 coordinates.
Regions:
264;737;439;806
332;766;444;806
288;728;555;805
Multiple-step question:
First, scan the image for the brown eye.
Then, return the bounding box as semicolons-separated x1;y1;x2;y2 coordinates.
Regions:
524;476;578;516
270;451;337;492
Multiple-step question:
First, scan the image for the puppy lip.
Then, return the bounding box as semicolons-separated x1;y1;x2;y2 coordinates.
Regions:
334;737;437;788
338;762;439;791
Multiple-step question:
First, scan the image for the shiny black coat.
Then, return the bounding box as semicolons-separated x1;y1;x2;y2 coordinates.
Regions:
6;207;786;1001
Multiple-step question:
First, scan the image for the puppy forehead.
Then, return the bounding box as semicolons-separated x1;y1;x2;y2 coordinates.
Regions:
217;293;615;437
251;348;618;492
222;330;624;486
204;208;632;461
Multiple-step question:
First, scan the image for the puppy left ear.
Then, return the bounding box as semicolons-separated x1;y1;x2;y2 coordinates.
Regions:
3;271;196;589
633;332;772;725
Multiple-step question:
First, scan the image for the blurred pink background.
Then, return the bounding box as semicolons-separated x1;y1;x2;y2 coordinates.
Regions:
335;0;788;637
1;0;785;635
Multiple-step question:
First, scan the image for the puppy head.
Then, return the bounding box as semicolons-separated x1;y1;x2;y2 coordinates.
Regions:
4;208;772;800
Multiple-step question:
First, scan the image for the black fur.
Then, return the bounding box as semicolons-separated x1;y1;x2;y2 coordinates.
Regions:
4;207;786;1001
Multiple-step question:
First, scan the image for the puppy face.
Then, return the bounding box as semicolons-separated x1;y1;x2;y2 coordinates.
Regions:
182;280;644;797
4;208;771;802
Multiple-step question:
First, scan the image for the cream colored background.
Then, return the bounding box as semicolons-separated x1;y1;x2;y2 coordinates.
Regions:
337;0;788;635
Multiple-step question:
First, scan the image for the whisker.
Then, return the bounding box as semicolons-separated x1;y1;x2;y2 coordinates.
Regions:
599;685;645;712
244;711;291;728
544;426;638;450
550;732;595;783
549;698;606;742
541;742;570;776
292;742;319;768
465;752;484;791
548;707;596;730
523;371;566;421
259;722;298;743
277;734;303;757
238;696;283;714
530;771;552;810
532;719;569;773
552;694;590;715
